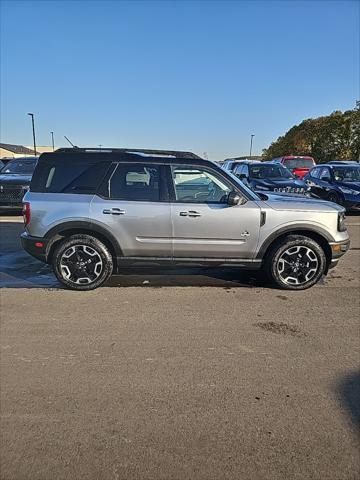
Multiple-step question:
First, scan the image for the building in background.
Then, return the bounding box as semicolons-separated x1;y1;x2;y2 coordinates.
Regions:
0;143;36;159
0;143;55;160
26;145;55;154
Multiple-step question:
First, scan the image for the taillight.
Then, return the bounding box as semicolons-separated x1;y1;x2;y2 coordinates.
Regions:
23;202;30;226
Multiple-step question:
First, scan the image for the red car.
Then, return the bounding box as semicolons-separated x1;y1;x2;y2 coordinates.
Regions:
271;156;316;178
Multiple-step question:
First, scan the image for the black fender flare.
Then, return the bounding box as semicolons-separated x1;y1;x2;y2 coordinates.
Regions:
44;220;123;260
255;224;334;260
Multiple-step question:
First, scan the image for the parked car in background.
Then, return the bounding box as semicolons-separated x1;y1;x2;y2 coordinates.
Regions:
0;156;38;211
304;162;360;210
222;158;259;172
21;147;349;291
222;159;241;172
270;156;316;178
232;161;309;195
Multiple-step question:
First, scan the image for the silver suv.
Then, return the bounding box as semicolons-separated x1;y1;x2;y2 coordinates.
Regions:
21;148;350;291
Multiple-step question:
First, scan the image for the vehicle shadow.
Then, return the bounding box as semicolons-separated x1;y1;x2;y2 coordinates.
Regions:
0;222;268;289
336;370;360;431
107;267;267;289
0;257;268;290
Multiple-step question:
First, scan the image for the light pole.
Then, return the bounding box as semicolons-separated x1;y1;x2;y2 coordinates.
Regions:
27;113;37;156
249;134;255;158
50;131;55;151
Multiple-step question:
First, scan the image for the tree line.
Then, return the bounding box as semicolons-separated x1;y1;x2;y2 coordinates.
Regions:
262;102;360;163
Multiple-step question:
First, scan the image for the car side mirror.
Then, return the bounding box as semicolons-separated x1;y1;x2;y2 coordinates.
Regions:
227;191;245;206
238;173;247;180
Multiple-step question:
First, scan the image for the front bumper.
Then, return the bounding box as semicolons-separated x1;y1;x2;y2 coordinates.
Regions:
0;202;23;210
21;232;49;263
343;201;360;210
328;239;350;269
342;192;360;210
0;186;27;210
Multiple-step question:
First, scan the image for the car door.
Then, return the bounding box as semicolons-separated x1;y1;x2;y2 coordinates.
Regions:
317;167;334;198
169;164;261;259
90;162;172;257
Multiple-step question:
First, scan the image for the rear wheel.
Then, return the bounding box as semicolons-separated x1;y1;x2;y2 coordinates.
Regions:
266;235;326;290
52;235;113;290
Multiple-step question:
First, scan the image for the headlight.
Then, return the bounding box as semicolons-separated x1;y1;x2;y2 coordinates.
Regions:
338;212;347;232
338;186;359;195
256;185;270;191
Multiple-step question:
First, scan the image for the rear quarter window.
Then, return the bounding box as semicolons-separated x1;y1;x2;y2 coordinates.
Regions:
31;160;111;194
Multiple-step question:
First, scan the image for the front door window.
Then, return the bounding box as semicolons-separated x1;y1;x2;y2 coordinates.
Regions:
171;166;232;203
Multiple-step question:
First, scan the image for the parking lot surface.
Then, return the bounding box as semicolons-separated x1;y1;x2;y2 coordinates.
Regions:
1;215;359;480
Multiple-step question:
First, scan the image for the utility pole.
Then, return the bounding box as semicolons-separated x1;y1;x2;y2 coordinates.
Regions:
249;134;255;158
27;113;37;155
50;131;55;151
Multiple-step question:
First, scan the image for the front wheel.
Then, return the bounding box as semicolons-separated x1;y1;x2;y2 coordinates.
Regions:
52;235;113;290
266;235;326;290
327;191;342;205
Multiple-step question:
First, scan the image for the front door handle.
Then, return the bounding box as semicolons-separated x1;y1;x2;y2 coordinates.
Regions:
179;210;202;218
103;208;125;215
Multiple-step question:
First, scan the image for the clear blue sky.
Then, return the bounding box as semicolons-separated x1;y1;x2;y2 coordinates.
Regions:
0;0;358;159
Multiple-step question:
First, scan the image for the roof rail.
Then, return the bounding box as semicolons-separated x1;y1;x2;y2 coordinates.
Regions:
55;147;202;160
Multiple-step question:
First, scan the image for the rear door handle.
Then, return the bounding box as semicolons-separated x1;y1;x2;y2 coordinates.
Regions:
179;210;202;218
103;208;125;215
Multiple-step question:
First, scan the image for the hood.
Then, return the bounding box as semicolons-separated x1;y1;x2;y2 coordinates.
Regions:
263;193;344;213
251;178;307;189
0;174;32;185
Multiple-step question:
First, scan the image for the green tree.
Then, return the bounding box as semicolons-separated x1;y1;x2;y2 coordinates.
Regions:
262;103;360;163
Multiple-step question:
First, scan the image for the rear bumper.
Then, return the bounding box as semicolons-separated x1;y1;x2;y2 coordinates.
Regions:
21;232;49;263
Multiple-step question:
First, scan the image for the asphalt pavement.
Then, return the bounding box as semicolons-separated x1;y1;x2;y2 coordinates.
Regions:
0;215;359;480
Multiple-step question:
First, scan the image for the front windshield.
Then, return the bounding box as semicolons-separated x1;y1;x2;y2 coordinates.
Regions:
0;159;37;175
332;166;360;182
250;164;294;179
284;158;314;169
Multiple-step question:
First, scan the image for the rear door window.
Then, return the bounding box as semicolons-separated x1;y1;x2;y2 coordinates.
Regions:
103;163;161;202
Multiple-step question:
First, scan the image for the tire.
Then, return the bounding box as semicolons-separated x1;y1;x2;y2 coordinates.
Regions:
327;191;342;205
265;235;326;290
52;234;113;290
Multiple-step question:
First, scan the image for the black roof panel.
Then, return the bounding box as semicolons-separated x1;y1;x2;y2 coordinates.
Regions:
54;147;202;160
